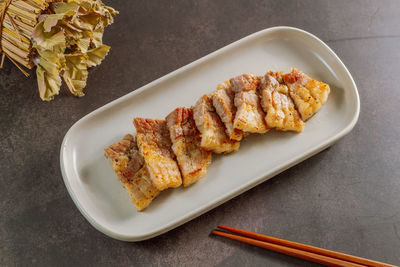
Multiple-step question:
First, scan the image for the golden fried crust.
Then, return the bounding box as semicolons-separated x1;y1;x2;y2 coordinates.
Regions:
166;107;212;187
104;134;160;211
193;94;240;154
133;118;182;190
258;71;305;132
282;68;330;121
230;74;269;134
212;81;244;141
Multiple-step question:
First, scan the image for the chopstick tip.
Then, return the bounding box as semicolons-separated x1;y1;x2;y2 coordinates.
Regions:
217;225;231;231
211;230;225;237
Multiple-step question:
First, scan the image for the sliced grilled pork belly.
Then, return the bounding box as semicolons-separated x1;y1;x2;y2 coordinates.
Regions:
166;107;212;187
193;94;240;154
282;68;331;121
133;118;182;190
104;134;160;211
258;71;305;132
230;74;269;134
212;80;244;141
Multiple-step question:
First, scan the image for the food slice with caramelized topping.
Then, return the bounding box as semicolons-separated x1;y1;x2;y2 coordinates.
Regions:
230;74;269;134
104;134;160;211
166;107;212;187
193;94;240;154
282;68;331;121
258;71;305;132
133;118;183;190
212;80;243;141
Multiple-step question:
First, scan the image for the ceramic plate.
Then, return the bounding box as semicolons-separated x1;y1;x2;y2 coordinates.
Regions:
60;27;360;241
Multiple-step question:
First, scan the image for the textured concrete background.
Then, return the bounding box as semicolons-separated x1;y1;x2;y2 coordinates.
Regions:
1;0;400;266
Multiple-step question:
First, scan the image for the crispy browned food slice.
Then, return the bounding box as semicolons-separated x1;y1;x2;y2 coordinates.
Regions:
104;134;160;211
133;118;182;190
258;71;305;132
212;80;243;141
282;68;331;121
193;94;240;154
166;107;212;187
230;74;269;134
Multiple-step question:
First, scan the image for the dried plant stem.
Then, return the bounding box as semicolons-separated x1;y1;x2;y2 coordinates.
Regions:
0;0;46;72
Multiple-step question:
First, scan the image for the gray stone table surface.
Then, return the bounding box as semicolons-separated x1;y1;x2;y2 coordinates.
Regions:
1;0;400;266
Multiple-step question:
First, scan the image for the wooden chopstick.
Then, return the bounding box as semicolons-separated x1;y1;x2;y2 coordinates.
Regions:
216;225;392;267
213;226;396;267
212;230;363;267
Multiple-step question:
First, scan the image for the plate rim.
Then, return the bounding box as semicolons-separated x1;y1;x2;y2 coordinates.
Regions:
60;26;360;241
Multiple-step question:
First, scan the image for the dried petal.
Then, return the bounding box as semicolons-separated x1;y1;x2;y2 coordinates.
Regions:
54;2;80;16
76;36;91;53
86;45;110;67
62;53;89;97
36;60;62;101
43;14;64;32
32;24;66;52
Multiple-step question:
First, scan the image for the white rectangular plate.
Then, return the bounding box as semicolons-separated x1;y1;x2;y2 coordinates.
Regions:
60;27;359;241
